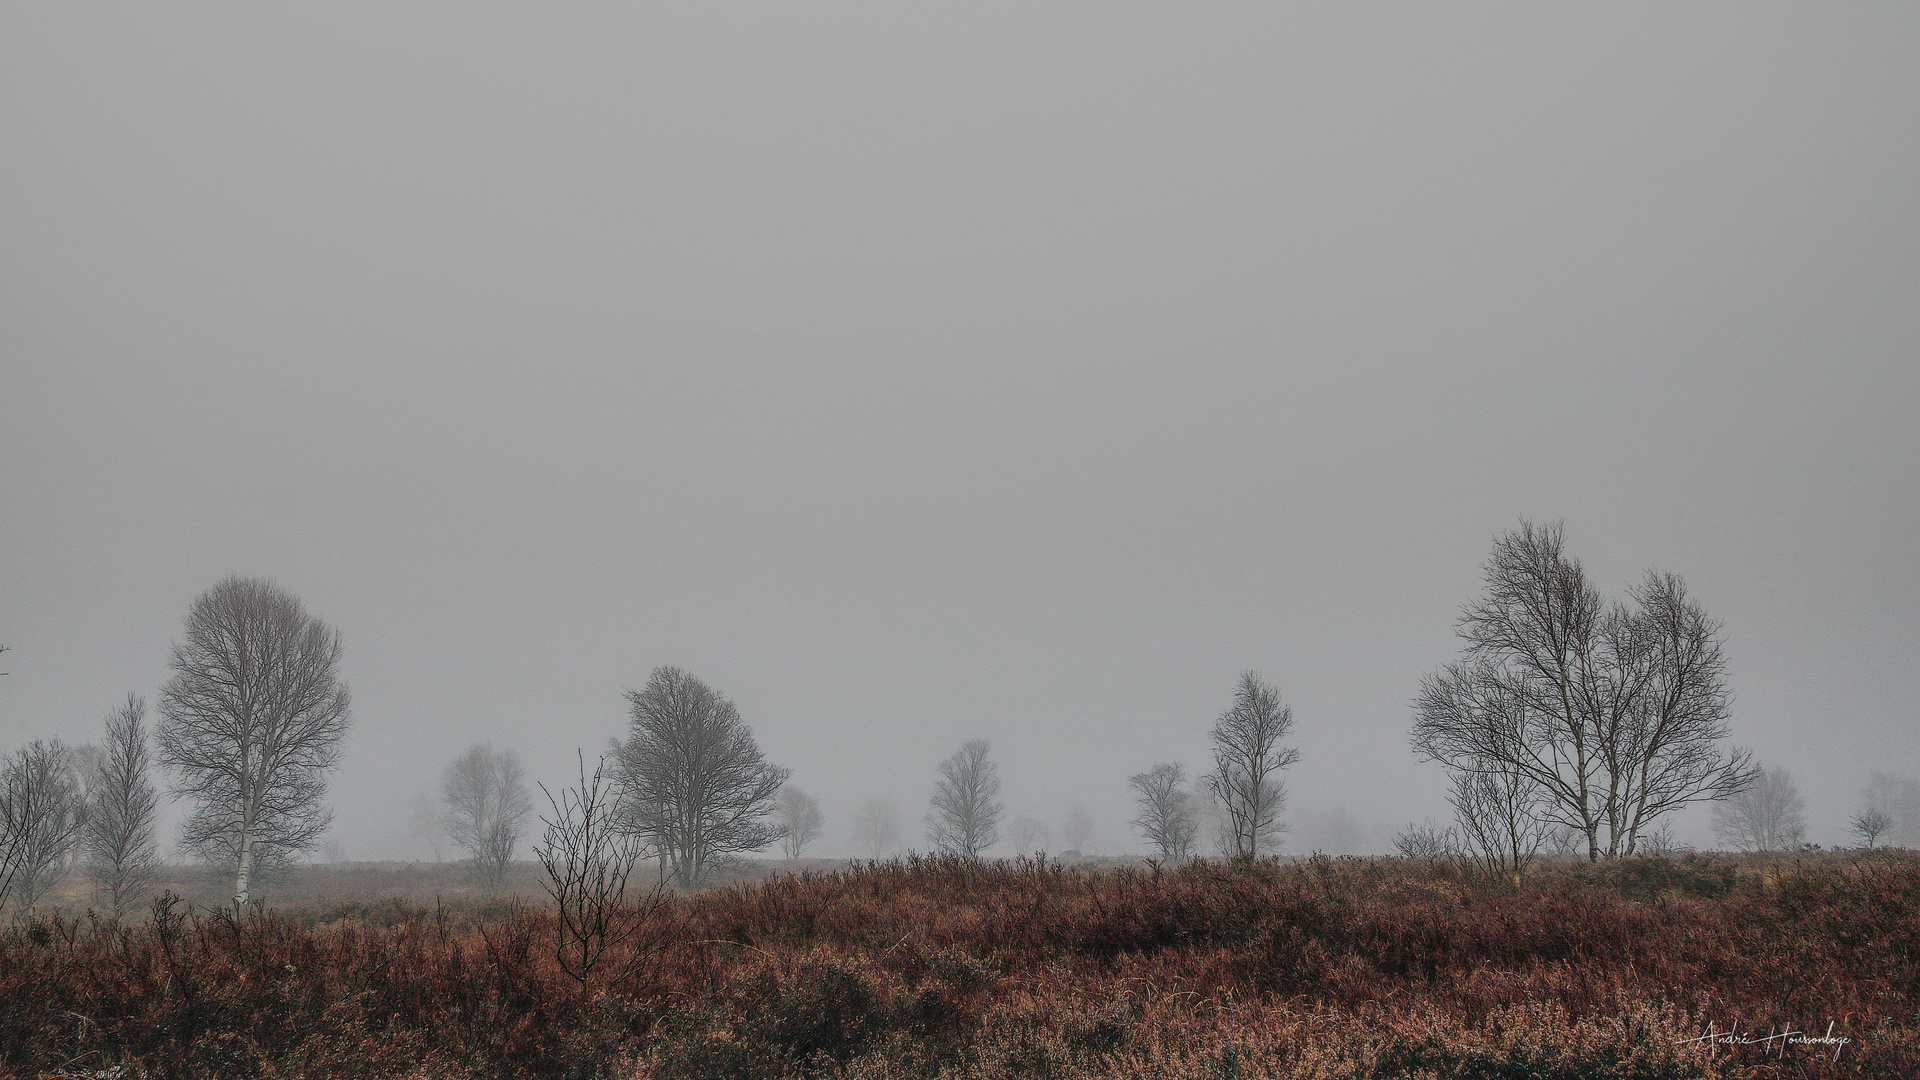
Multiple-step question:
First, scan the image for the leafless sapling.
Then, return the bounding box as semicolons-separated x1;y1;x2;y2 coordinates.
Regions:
83;694;161;918
1850;808;1893;849
442;743;533;886
1207;672;1297;860
536;753;666;995
1129;762;1198;861
774;785;824;859
157;577;351;907
927;739;1001;858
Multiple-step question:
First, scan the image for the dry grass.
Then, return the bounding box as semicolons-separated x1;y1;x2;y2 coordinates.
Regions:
3;851;1915;1079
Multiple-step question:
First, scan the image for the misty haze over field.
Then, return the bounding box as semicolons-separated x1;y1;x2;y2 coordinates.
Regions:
3;5;1915;864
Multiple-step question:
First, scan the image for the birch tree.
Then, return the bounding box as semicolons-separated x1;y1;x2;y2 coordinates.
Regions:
83;694;161;917
927;739;1001;857
158;577;351;907
1711;765;1805;851
1413;521;1754;860
1130;762;1198;861
1207;672;1298;859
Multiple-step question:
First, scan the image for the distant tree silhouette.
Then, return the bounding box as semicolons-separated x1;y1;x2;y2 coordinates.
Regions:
442;743;533;885
1130;762;1197;860
927;740;1001;858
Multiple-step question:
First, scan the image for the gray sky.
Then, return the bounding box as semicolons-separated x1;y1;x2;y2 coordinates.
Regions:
3;4;1915;860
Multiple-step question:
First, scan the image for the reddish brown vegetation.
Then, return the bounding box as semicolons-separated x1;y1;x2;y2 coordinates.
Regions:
1;852;1914;1078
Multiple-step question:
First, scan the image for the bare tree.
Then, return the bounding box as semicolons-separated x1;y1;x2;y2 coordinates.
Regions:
442;743;533;885
1008;814;1050;853
1449;763;1549;884
1860;772;1920;847
0;739;87;911
83;694;161;918
1712;766;1806;852
1130;762;1198;860
408;794;449;862
850;798;900;859
927;739;1001;857
1851;809;1893;849
1061;804;1093;853
612;667;789;888
157;577;352;907
536;752;666;996
1207;672;1297;860
774;785;824;859
1413;522;1755;861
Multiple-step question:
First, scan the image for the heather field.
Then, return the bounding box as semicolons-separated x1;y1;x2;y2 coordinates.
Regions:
3;852;1915;1080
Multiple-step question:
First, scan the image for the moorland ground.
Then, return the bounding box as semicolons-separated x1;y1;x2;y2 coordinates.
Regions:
3;851;1916;1079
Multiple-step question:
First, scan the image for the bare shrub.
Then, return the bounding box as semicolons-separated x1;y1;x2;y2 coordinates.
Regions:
535;753;666;994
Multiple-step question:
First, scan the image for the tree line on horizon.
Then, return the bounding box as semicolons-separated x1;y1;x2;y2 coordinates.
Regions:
5;519;1919;916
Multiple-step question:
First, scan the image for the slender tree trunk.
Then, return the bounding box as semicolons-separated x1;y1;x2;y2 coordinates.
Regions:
234;828;254;907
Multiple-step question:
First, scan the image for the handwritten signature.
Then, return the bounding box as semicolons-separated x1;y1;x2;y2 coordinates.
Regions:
1679;1021;1850;1061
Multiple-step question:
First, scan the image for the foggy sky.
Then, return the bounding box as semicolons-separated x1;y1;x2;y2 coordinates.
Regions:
3;4;1916;861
